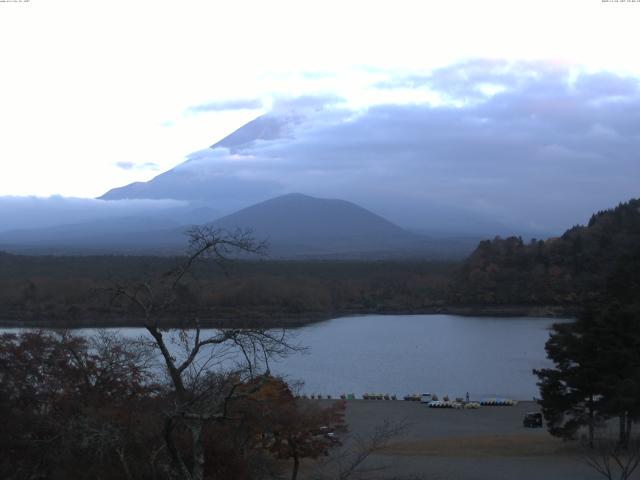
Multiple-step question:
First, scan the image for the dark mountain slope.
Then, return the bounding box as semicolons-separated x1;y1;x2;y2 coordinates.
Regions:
0;193;473;259
213;193;412;241
208;193;445;258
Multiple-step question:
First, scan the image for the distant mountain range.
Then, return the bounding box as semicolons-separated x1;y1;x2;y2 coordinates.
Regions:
0;193;479;259
4;113;556;256
97;113;549;239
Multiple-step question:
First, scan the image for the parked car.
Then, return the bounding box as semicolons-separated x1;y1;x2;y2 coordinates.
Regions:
523;412;543;428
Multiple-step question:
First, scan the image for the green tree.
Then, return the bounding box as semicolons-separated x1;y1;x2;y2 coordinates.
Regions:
534;315;604;447
535;303;640;448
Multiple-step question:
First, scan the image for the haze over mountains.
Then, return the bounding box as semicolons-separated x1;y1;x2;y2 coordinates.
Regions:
98;112;538;239
7;62;640;259
3;62;640;260
0;108;620;258
209;193;472;258
93;62;640;241
0;193;478;259
0;111;520;258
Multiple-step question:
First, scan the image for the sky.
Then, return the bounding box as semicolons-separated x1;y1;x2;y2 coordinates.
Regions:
0;0;639;233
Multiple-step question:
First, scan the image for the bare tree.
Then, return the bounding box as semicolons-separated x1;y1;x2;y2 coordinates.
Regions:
112;226;300;480
312;419;409;480
583;437;640;480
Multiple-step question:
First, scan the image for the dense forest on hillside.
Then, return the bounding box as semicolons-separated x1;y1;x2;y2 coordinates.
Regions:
450;199;640;310
0;254;456;327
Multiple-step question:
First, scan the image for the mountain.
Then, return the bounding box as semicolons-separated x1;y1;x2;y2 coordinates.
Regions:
209;193;421;257
208;114;300;151
96;113;555;238
206;193;481;258
0;193;476;259
98;114;290;205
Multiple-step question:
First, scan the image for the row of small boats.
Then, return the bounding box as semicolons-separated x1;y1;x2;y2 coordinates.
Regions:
362;393;397;400
428;401;481;409
480;398;518;406
300;394;518;405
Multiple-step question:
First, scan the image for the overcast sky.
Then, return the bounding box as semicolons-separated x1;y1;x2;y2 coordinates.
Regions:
1;0;639;227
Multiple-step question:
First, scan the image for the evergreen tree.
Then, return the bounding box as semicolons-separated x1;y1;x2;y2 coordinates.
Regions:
534;316;604;446
535;302;640;448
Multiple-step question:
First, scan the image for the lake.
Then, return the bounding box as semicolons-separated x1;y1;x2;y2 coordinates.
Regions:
2;314;566;400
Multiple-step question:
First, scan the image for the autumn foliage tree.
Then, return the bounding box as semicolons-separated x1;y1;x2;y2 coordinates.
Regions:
243;377;347;480
0;330;163;480
1;228;351;480
0;333;349;480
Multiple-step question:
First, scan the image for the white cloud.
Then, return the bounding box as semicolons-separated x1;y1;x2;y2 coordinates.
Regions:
187;99;264;113
0;0;639;199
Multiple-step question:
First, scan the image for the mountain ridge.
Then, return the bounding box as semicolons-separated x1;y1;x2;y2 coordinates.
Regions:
0;193;477;259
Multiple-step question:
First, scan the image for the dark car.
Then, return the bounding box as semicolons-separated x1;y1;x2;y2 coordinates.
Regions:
523;412;543;428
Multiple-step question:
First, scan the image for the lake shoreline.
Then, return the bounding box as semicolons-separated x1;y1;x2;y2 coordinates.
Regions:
0;304;574;329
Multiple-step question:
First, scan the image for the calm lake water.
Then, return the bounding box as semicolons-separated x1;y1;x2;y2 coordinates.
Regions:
2;314;567;399
277;314;566;400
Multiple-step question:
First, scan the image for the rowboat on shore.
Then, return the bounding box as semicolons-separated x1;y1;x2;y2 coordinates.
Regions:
480;398;517;406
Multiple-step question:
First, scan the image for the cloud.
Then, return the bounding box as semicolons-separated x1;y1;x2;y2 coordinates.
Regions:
115;161;135;170
182;93;343;124
187;98;263;113
301;71;335;80
269;94;345;114
115;161;160;171
140;162;160;170
187;61;640;233
100;62;640;236
0;196;187;233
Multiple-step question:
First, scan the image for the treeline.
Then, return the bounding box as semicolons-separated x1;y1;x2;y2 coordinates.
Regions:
3;198;640;327
0;254;456;327
450;198;640;310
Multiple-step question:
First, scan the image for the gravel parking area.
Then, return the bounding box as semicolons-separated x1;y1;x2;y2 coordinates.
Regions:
321;400;603;480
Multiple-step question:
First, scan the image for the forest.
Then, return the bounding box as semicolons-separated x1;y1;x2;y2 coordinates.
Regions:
450;198;640;310
2;199;640;328
0;254;456;327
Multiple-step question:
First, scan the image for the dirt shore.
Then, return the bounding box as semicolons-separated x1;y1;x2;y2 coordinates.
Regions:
318;400;602;480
